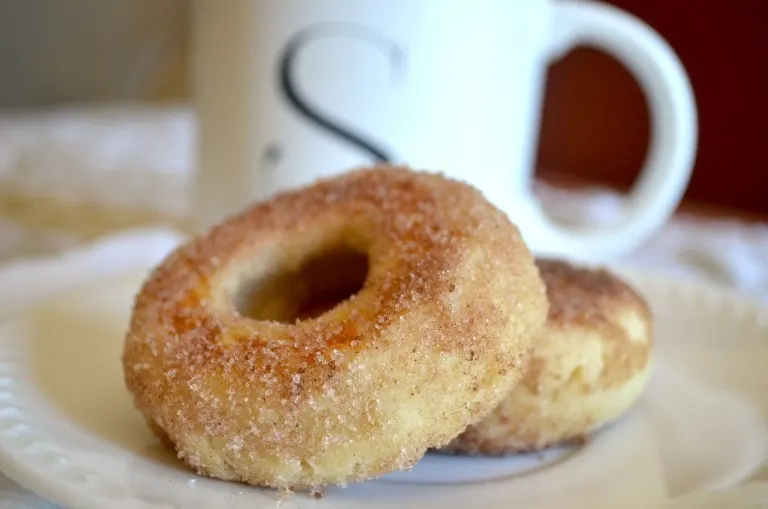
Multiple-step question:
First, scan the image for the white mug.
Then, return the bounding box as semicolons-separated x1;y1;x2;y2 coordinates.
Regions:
191;0;697;260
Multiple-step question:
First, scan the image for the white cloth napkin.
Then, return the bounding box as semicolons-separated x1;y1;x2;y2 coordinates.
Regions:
535;183;768;302
0;104;193;217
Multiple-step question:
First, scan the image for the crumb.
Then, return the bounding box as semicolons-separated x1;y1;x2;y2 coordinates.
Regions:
276;487;294;506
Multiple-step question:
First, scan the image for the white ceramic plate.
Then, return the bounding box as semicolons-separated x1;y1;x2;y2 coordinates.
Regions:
660;482;768;509
0;267;766;509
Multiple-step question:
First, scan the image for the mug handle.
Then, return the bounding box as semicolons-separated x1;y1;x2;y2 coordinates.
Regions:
527;0;698;260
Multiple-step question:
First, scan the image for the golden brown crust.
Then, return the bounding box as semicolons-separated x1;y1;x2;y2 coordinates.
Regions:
442;258;653;456
122;166;548;489
529;259;653;392
537;259;651;329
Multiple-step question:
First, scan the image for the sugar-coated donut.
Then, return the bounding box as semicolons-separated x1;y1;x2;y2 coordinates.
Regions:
442;259;653;455
122;166;548;491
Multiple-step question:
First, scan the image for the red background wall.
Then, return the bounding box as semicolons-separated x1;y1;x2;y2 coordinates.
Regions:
535;0;767;215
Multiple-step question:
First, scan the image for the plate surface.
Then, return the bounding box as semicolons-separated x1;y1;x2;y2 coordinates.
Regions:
0;267;766;509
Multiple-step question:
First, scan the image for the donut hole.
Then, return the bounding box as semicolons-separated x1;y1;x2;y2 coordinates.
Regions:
235;247;369;323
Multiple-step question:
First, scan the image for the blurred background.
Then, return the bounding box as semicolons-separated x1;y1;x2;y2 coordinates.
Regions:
0;0;765;260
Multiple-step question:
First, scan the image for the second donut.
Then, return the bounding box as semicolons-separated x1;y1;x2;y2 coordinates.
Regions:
442;259;654;455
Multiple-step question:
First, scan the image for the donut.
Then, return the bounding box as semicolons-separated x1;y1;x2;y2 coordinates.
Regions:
122;166;548;491
442;259;653;455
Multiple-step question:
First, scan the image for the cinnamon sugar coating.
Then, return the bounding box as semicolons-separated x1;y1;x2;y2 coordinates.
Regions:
122;166;548;490
442;259;654;455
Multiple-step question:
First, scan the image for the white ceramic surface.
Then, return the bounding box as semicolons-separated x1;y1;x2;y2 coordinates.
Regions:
659;482;768;509
0;266;766;508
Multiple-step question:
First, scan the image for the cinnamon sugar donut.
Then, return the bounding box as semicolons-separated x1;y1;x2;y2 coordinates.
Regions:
442;259;653;455
122;166;548;491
